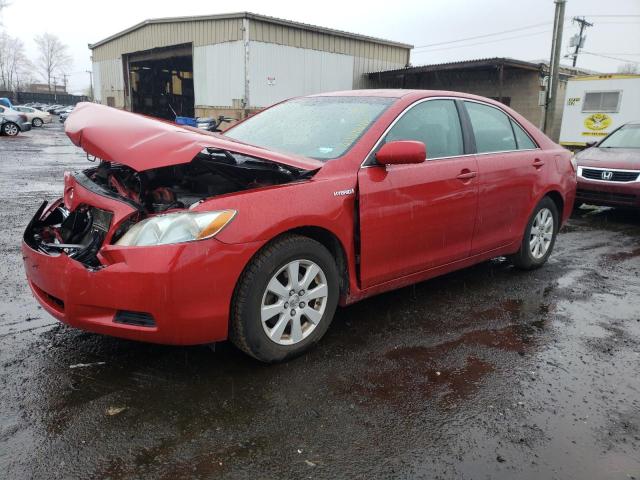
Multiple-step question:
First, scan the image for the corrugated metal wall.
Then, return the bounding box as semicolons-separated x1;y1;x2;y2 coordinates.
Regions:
193;41;245;108
353;57;410;88
91;18;243;62
249;41;354;107
249;20;408;64
91;16;410;110
92;59;124;106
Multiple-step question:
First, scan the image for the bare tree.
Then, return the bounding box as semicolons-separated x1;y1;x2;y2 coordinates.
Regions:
0;0;10;22
617;63;639;74
0;32;32;91
34;33;72;93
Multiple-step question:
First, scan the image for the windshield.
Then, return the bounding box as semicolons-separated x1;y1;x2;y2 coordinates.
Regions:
224;96;395;160
599;125;640;148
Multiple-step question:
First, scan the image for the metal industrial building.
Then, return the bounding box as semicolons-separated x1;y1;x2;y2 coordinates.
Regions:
367;58;590;141
89;12;412;121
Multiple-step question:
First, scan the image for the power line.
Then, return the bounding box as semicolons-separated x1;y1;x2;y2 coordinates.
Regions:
589;52;640;56
575;14;640;17
581;51;640;64
412;29;552;54
413;22;550;50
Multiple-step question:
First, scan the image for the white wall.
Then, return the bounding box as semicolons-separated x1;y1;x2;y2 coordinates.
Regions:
193;41;245;108
559;77;640;145
248;41;354;108
92;59;124;106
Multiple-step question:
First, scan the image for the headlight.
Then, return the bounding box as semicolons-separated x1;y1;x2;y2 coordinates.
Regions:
115;210;236;247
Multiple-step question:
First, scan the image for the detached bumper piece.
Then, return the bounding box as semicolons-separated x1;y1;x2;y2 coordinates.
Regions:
24;201;113;269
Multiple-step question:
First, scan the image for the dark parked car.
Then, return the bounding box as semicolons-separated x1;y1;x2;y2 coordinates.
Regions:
59;107;74;123
46;105;64;114
575;121;640;208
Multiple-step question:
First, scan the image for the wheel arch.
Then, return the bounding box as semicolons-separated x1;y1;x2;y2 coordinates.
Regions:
542;189;565;227
232;225;351;306
280;226;350;298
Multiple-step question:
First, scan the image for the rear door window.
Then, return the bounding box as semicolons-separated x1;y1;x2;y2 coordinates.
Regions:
465;102;516;153
510;119;537;150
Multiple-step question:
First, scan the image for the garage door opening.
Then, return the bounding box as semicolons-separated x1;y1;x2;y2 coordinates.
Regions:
127;43;194;120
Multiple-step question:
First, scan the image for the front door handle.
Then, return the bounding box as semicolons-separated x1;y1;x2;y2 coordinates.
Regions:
533;158;545;168
456;170;477;180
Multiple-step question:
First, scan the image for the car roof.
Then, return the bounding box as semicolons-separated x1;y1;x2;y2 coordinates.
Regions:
306;89;509;104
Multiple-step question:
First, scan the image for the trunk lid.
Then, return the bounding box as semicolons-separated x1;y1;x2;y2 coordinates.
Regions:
64;103;324;172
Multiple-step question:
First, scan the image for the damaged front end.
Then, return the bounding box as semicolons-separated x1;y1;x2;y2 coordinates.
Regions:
24;200;113;268
24;148;316;269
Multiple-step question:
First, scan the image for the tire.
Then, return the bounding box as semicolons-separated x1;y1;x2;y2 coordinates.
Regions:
1;122;19;136
511;196;559;270
230;234;339;363
32;118;43;127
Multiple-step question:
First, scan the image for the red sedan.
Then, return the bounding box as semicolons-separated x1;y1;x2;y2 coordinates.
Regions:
22;90;576;362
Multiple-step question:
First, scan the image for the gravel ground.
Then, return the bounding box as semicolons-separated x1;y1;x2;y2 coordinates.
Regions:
1;124;639;480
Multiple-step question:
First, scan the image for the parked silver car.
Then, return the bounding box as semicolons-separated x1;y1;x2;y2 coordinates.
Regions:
0;106;32;136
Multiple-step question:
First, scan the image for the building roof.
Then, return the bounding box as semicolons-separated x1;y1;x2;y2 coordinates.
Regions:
367;57;593;78
89;12;413;50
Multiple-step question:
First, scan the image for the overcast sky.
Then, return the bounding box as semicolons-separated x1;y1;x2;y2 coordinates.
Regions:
2;0;639;94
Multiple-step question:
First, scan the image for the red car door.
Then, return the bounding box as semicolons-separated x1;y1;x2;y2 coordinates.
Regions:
357;99;479;289
462;101;544;254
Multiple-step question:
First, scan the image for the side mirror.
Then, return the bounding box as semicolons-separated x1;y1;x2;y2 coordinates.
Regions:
376;140;426;166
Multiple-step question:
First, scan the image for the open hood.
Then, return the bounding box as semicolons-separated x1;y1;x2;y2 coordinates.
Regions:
64;103;324;172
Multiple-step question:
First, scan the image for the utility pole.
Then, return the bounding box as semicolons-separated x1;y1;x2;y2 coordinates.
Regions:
62;73;69;93
543;0;566;137
86;70;94;101
570;16;593;67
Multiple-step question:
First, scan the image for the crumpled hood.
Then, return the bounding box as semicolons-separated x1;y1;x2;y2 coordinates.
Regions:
576;147;640;170
64;103;324;172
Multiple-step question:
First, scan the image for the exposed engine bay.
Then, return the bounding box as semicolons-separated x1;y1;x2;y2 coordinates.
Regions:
24;149;316;268
87;148;314;213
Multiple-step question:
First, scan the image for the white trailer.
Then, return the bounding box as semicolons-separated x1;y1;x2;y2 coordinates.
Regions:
559;74;640;149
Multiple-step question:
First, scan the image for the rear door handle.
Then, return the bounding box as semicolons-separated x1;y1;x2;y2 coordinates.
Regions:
456;171;477;180
533;158;545;168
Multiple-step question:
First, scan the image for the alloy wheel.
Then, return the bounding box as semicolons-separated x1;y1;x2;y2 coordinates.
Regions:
4;123;19;136
529;207;554;259
260;259;328;345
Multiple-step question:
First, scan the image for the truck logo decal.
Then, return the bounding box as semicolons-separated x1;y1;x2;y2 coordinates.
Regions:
584;113;612;131
334;188;355;197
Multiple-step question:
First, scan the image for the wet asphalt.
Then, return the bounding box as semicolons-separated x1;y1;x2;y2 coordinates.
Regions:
0;123;639;480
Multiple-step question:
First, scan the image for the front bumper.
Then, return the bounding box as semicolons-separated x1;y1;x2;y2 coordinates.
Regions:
20;122;32;132
576;178;640;208
22;206;259;345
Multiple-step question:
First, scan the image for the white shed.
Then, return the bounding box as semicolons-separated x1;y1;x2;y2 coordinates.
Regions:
88;12;412;121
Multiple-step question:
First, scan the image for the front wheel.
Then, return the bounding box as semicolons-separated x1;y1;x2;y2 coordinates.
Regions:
2;122;19;136
511;197;559;270
32;118;43;127
230;235;339;362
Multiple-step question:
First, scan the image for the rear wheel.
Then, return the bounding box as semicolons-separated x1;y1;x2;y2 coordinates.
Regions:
512;197;559;270
230;235;339;362
1;122;19;136
32;118;43;127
